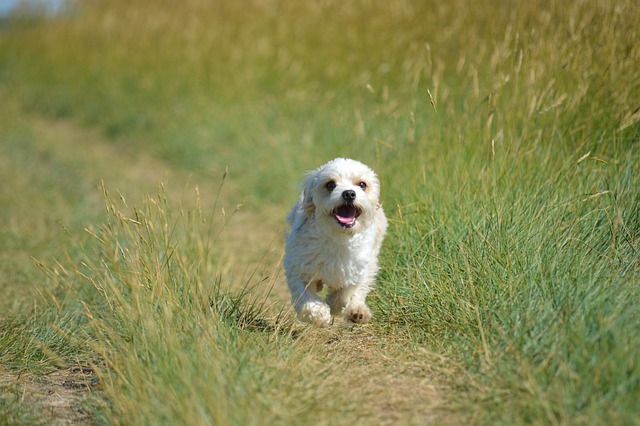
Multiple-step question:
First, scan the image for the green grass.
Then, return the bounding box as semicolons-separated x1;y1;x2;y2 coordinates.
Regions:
73;188;357;425
377;144;640;422
1;0;639;424
0;96;100;424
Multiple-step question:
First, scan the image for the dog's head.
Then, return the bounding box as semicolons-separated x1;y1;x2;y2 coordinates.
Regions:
301;158;381;234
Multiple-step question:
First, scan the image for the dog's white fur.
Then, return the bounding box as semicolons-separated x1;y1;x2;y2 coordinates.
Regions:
284;158;388;327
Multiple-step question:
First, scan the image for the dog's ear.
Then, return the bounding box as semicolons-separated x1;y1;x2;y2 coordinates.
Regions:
301;170;317;215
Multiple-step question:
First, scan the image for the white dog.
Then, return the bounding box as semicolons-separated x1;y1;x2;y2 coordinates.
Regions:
284;158;388;327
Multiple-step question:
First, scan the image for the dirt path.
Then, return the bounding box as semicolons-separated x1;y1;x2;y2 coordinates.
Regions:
320;326;452;424
0;367;100;425
1;113;454;425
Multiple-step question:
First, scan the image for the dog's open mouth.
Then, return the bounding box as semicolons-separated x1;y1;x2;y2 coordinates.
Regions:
332;204;361;228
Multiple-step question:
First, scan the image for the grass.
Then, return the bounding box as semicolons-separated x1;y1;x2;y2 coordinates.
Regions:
75;188;356;425
378;144;640;422
1;0;639;424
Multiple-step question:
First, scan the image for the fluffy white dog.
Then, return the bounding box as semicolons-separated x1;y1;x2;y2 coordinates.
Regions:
284;158;388;327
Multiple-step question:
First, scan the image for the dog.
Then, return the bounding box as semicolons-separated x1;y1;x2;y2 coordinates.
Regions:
284;158;388;327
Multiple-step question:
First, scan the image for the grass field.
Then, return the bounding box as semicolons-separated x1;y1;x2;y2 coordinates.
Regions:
1;0;639;424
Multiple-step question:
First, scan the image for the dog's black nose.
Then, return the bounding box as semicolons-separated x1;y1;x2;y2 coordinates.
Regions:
342;189;356;202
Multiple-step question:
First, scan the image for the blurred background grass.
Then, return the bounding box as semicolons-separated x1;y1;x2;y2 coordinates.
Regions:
2;1;638;203
1;0;639;424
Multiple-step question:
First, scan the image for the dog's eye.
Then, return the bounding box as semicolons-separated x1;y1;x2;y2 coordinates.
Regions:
358;182;367;190
326;181;337;191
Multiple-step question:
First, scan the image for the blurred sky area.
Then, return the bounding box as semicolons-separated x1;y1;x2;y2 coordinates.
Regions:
0;0;66;16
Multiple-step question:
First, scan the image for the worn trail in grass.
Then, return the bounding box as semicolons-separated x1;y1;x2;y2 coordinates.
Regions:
0;103;455;424
3;1;638;423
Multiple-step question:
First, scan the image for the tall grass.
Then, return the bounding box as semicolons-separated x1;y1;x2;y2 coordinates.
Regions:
377;145;640;422
369;1;640;422
1;0;639;423
46;186;357;425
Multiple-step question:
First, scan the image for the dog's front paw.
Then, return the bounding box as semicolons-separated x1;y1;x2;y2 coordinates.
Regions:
345;305;372;324
297;301;332;328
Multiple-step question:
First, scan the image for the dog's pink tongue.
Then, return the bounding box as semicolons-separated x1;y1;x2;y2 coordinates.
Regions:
335;206;357;225
336;214;354;225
